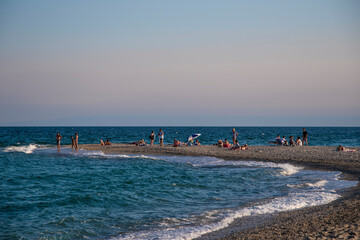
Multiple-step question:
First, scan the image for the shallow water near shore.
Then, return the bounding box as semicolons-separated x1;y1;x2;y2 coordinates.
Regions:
1;144;357;240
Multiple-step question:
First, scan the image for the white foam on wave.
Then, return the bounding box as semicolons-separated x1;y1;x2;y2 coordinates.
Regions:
287;180;328;189
156;155;302;176
79;151;161;160
115;191;340;240
3;144;39;154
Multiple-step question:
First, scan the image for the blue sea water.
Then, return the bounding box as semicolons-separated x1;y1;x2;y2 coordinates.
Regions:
0;127;359;240
0;126;359;147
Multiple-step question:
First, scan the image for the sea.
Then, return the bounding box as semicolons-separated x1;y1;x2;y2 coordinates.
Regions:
1;127;359;240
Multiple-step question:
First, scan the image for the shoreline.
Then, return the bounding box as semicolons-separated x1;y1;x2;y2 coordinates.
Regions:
81;144;360;239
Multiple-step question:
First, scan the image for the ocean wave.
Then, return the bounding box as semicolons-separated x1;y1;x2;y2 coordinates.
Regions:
115;191;340;240
155;155;302;176
287;180;328;189
3;144;39;154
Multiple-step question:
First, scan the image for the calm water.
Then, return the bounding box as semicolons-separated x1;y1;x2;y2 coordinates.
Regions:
0;127;358;240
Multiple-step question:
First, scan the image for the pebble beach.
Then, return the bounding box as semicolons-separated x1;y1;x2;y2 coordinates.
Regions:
82;144;360;239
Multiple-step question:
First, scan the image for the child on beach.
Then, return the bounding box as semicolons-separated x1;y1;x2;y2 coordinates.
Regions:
194;139;200;146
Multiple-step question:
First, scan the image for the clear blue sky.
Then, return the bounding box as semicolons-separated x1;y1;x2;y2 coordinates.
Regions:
1;0;359;126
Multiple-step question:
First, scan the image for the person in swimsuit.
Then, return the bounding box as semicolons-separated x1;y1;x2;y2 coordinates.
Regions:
296;137;302;146
282;136;288;146
56;132;62;152
289;136;295;146
337;145;357;152
230;140;241;150
158;129;164;146
71;136;75;150
149;131;155;145
74;133;79;150
232;128;238;145
194;139;200;146
302;128;308;146
100;139;105;146
223;139;232;148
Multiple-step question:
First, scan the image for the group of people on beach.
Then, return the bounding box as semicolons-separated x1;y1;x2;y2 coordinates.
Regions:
214;129;248;150
56;127;358;153
269;128;308;147
56;132;78;151
100;139;111;146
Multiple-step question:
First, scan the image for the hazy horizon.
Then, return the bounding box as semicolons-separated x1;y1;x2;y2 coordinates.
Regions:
1;1;359;126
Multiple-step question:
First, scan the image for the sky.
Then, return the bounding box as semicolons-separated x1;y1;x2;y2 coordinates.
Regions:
0;0;359;126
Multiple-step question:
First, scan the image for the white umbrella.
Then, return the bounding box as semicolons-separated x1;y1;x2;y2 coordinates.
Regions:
187;134;201;142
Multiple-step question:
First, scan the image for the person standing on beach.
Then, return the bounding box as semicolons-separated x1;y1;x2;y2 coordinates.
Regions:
149;131;155;145
74;132;79;150
71;136;75;150
302;128;308;146
232;128;238;145
158;129;164;146
56;132;62;148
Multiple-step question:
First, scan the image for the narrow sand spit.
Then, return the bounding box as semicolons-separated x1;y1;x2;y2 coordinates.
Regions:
82;144;360;239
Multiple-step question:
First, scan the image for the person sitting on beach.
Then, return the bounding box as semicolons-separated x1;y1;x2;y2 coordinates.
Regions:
135;139;146;146
230;140;241;150
282;136;288;146
296;137;302;146
336;145;357;152
217;140;223;147
289;136;296;146
241;144;249;150
105;139;111;145
100;139;105;146
173;138;181;147
269;135;283;146
194;139;200;146
223;139;232;148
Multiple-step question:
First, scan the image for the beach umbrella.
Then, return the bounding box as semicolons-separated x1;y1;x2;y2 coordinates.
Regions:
187;134;201;142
